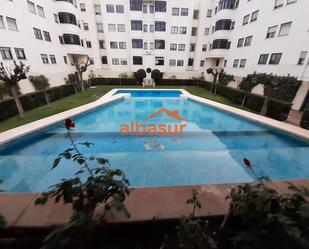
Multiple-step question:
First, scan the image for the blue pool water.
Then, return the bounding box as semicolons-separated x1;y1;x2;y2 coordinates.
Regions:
0;90;309;192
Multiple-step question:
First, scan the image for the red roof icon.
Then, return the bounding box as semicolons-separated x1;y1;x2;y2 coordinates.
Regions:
145;108;187;121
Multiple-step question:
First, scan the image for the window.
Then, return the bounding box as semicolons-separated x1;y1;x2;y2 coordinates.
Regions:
86;41;92;48
121;59;127;65
169;59;176;66
171;24;178;32
130;0;142;11
0;47;13;60
215;19;232;31
110;41;118;49
80;3;86;11
63;34;80;45
155;1;166;12
112;58;120;65
83;23;89;30
99;40;105;49
41;54;49;64
266;25;277;38
155;57;164;65
258;54;269;64
244;36;252;46
27;1;36;14
191;27;197;36
224;60;227;67
37;5;45;17
33;28;43;40
58;12;77;25
155;21;166;31
190;43;195;52
181;8;188;16
178;44;185;51
231;21;235;30
278;22;292;36
59;36;64;44
14;48;26;60
202;44;207;51
287;0;297;4
6;17;17;31
43;31;51;42
200;60;205;67
108;24;116;32
106;4;114;13
207;9;212;17
233;59;239;68
149;24;154;32
150;42;154;50
274;0;284;9
172;8;179;16
237;38;244;47
179;27;187;34
117;24;125;32
239;59;246;68
119;42;126;49
204;28;210;35
269;53;282;64
150;5;154;13
188;58;194;66
132;39;143;48
97;23;104;33
143;5;147;13
143;24;148;32
94;4;101;15
131;20;142;30
81;40;84;47
177;60;184;66
170;43;177;51
101;56;108;64
63;56;67;64
0;16;4;29
251;10;258;22
50;55;56;64
298;51;307;65
144;42;148;49
155;40;165;49
243;14;249;25
193;10;199;19
133;56;143;65
116;5;124;13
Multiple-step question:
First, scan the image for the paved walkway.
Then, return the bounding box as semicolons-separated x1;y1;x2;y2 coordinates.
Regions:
287;109;302;126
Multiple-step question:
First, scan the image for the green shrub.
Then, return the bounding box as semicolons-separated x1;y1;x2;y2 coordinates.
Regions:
240;73;301;103
300;109;309;129
0;81;10;99
151;69;162;84
135;69;146;84
119;72;129;79
29;75;50;91
64;73;78;84
218;72;234;86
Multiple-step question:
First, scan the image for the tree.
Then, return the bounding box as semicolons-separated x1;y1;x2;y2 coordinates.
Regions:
64;73;79;94
71;56;92;93
260;74;279;116
151;69;162;84
207;68;223;94
29;75;51;105
0;61;30;117
135;69;146;84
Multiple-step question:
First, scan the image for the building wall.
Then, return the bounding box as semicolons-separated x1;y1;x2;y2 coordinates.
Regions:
0;0;308;110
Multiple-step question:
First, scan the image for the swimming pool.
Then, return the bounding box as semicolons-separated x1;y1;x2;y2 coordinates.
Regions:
0;89;309;192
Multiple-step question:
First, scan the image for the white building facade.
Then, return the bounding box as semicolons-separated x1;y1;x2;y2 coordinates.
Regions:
0;0;308;110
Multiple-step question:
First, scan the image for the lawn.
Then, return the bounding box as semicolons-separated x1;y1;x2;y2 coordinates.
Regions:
0;85;252;132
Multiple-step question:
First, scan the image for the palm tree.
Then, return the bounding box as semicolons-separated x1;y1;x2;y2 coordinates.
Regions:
0;61;30;117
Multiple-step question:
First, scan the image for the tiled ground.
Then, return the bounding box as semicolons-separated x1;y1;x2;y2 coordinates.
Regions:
0;179;308;228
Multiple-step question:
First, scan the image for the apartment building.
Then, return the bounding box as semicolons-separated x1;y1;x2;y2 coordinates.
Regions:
0;0;308;110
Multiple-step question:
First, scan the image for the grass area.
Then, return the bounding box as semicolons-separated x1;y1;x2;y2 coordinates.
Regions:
0;85;252;132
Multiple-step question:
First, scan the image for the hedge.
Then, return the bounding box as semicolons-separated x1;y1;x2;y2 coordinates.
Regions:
90;77;137;86
0;84;76;121
300;109;309;129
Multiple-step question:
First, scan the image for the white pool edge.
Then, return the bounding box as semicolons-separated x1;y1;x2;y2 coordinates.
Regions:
0;88;308;145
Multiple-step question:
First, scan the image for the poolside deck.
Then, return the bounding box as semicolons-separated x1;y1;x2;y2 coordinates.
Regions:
1;179;308;228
